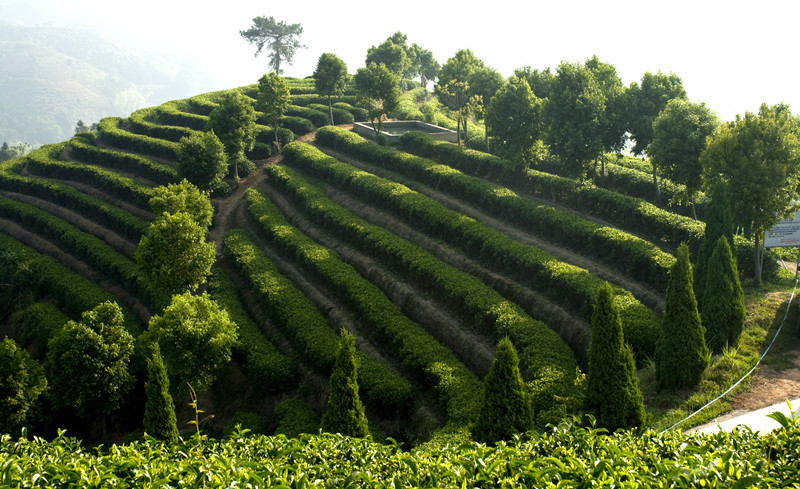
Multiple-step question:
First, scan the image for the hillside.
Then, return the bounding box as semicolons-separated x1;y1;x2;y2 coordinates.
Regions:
0;78;796;447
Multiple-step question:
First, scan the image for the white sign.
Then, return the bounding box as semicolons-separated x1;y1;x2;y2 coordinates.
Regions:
765;211;800;248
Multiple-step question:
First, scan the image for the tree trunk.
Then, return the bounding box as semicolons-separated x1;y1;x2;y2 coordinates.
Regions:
651;166;661;203
463;118;468;146
421;74;428;90
274;126;281;154
328;95;334;126
754;230;762;286
690;196;697;220
456;116;462;146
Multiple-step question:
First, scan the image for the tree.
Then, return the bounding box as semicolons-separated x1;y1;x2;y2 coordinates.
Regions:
46;302;134;423
435;49;485;145
700;103;800;284
145;292;237;394
655;244;708;390
586;282;644;432
485;76;542;168
543;60;606;179
626;71;687;199
177;130;227;192
320;329;369;438
143;342;179;444
366;34;410;81
313;53;348;125
149;179;214;229
207;91;257;180
469;67;506;151
0;337;47;434
74;120;96;134
694;182;734;300
354;62;400;139
471;337;532;443
239;16;306;75
135;211;215;309
415;46;440;89
701;237;746;353
0;142;30;162
585;56;628;163
649;98;719;217
256;72;292;152
514;66;554;99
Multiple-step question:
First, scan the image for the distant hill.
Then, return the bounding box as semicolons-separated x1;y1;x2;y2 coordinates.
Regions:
0;22;218;146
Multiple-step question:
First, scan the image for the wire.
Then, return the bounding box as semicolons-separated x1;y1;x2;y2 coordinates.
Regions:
660;273;799;434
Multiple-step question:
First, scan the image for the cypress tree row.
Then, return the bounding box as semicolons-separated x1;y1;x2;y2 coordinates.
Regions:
695;182;733;301
701;236;746;353
320;329;369;438
656;243;709;390
471;337;533;443
586;282;644;432
143;342;179;445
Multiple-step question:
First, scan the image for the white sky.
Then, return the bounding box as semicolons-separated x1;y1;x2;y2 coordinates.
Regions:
4;0;799;122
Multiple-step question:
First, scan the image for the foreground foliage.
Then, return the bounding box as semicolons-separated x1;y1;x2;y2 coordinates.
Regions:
1;413;798;487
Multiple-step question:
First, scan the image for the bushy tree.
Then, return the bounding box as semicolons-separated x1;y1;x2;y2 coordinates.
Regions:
435;49;485;145
701;237;745;353
469;67;505;150
143;342;179;444
46;302;134;421
365;35;410;80
543;60;605;179
694;182;733;300
415;46;440;89
485;76;542;168
207;91;257;179
354;63;400;138
585;56;628;158
655;244;709;390
145;292;237;394
513;66;554;99
149;179;214;229
177;130;227;192
0;337;47;434
701;103;800;284
586;282;644;432
320;329;369;438
135;211;215;309
471;337;533;443
239;16;305;75
313;53;348;125
649;98;719;217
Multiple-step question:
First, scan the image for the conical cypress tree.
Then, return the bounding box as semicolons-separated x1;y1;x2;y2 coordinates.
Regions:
701;236;746;352
656;243;709;390
321;329;369;438
471;337;533;443
586;282;644;432
143;342;179;444
695;182;733;301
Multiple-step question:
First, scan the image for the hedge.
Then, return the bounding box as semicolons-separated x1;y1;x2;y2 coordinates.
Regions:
244;188;481;425
317;127;674;292
0;158;148;242
128;107;198;143
281;140;660;362
154;101;210;131
97;117;180;161
333;102;369;122
0;194;140;295
306;104;355;125
278;116;315;136
207;268;295;393
290;94;358;107
0;233;142;336
264;163;580;420
10;301;69;359
26;143;153;210
223;229;414;416
68;132;178;186
286;105;330;127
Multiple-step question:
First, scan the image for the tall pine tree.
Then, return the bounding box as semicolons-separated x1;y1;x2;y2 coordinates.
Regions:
143;342;179;444
695;182;734;301
471;337;533;443
656;243;709;390
586;282;644;432
320;329;369;438
701;236;746;352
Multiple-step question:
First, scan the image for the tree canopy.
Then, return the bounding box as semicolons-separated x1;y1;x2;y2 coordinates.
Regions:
313;53;349;125
485;76;542;167
149;179;214;229
207;91;257;180
700;103;800;283
0;337;47;434
256;72;292;151
239;16;306;75
354;63;400;138
176;130;227;192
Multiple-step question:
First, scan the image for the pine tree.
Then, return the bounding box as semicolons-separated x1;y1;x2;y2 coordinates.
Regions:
656;243;709;390
701;236;746;353
471;337;533;443
143;342;179;444
586;282;644;432
320;329;369;438
695;182;733;301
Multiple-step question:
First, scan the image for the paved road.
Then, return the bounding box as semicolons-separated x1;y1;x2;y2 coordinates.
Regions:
690;397;800;434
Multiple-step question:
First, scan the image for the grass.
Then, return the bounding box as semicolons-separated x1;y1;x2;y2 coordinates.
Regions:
642;267;799;432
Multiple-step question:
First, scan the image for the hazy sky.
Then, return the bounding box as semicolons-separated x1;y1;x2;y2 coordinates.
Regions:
4;0;798;122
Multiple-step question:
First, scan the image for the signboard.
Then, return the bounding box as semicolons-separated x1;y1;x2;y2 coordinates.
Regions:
765;211;800;248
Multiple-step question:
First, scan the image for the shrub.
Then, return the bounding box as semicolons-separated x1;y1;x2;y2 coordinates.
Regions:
143;342;179;444
273;399;320;438
0;337;47;434
321;329;370;438
701;237;745;353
